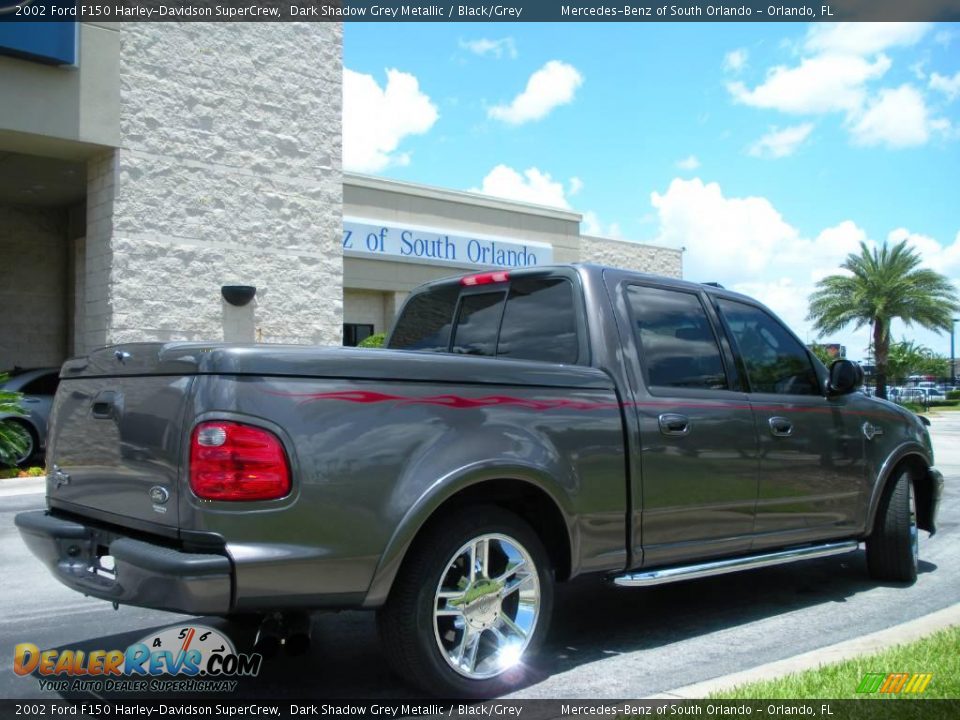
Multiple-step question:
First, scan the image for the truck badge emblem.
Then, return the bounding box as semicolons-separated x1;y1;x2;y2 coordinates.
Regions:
149;486;170;505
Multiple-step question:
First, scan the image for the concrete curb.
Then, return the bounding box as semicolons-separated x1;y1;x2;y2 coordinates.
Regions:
650;603;960;699
0;476;45;497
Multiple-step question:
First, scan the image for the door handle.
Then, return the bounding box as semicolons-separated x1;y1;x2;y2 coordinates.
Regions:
658;413;690;436
91;391;117;419
768;416;793;437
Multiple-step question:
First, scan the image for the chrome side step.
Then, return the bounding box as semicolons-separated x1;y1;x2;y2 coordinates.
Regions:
612;540;859;588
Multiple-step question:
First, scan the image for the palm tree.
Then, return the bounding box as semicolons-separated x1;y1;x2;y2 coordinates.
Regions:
807;240;960;400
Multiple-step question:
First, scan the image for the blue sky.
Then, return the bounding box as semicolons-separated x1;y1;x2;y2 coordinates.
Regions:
344;22;960;362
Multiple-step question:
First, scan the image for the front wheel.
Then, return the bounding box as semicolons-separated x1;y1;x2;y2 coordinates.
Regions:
866;470;919;583
377;506;553;697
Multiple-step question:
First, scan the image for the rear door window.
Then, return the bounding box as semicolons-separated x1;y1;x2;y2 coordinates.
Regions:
626;285;728;391
497;278;580;364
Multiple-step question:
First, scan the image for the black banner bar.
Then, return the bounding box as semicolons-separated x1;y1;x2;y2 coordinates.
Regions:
2;699;960;720
1;0;959;22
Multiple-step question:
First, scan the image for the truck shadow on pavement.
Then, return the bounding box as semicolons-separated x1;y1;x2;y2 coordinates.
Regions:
41;550;934;702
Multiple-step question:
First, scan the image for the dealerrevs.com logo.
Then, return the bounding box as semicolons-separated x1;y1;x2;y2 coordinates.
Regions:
14;624;263;693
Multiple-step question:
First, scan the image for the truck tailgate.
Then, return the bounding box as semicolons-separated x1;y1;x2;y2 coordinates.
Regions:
45;344;195;534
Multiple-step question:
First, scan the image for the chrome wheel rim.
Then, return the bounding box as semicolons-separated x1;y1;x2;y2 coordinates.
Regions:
433;533;540;680
909;481;919;566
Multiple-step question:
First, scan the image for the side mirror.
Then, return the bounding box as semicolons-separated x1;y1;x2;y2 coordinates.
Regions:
827;359;863;396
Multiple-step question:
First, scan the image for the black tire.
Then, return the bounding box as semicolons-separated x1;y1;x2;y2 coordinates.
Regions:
866;470;918;583
377;505;554;698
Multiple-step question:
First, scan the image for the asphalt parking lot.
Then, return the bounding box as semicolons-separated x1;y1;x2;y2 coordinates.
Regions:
1;414;958;700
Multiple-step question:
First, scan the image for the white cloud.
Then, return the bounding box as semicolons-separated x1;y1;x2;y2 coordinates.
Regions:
930;71;960;101
749;123;814;158
724;48;748;73
850;84;938;148
888;227;960;275
568;176;584;196
804;22;932;56
910;59;929;81
730;23;951;151
459;37;517;60
649;178;875;349
488;60;583;125
728;54;891;115
582;211;623;239
470;165;570;209
651;178;801;278
648;178;960;357
342;68;439;173
676;155;701;170
934;30;954;47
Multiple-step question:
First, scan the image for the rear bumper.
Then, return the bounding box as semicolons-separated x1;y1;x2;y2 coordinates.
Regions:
14;510;232;615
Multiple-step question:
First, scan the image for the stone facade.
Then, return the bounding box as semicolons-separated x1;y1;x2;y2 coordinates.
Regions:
85;23;344;351
580;235;682;278
0;205;69;369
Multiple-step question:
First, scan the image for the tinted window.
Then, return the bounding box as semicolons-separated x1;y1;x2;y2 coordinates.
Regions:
389;286;460;351
21;373;59;396
627;285;727;391
716;299;820;396
497;278;579;364
450;292;506;356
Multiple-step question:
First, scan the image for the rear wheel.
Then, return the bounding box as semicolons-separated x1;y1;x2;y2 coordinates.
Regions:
866;470;918;583
377;506;553;698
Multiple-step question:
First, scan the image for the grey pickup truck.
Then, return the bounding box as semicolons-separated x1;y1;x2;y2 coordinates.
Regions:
16;264;943;697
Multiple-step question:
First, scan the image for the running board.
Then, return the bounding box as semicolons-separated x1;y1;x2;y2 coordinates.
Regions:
612;540;860;587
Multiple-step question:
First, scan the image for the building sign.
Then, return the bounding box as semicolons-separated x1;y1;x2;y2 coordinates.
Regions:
343;217;553;269
0;9;77;66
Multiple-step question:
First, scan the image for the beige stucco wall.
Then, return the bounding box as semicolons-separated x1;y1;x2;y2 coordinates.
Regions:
580;235;683;278
83;23;344;351
0;204;68;369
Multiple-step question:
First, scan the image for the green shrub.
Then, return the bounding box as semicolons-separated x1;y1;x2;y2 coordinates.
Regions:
357;332;386;349
928;400;959;407
0;467;18;479
25;466;44;477
947;390;960;401
0;374;28;467
902;402;926;413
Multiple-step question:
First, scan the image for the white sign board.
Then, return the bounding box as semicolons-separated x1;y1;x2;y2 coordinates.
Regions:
343;217;554;270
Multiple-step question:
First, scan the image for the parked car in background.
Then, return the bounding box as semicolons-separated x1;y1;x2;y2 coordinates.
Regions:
0;368;60;466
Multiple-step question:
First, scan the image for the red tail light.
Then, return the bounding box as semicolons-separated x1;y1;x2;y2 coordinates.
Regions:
189;421;290;501
460;271;510;286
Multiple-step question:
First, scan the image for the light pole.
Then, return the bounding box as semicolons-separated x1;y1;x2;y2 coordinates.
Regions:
953;318;959;387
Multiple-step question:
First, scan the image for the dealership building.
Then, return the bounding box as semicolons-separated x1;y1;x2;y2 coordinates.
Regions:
0;22;681;371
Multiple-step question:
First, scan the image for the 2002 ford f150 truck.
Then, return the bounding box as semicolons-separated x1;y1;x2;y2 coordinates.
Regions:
16;264;943;697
